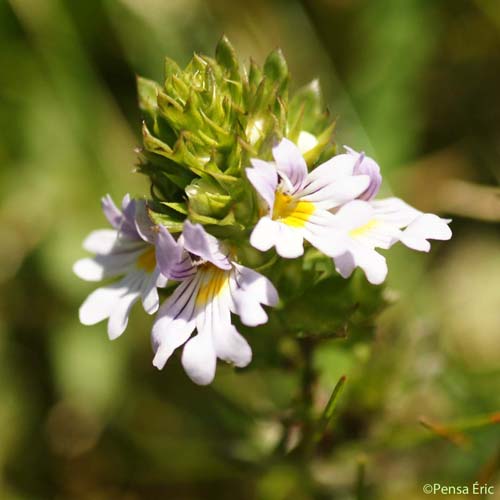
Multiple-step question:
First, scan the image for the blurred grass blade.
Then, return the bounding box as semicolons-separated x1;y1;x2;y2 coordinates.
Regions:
419;416;469;448
314;375;347;442
356;455;367;500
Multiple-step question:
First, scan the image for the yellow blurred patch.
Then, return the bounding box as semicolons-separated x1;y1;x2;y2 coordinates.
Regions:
136;247;156;273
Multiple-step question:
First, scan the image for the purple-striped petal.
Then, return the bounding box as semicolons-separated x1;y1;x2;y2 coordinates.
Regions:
155;225;184;279
272;138;308;193
345;147;382;201
182;221;231;270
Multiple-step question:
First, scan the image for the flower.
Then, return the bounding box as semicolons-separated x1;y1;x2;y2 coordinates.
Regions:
329;198;452;284
344;146;382;201
73;194;179;339
246;138;370;258
297;131;319;155
152;221;278;385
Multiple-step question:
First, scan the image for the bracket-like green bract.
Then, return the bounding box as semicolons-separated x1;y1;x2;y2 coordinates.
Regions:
136;36;333;236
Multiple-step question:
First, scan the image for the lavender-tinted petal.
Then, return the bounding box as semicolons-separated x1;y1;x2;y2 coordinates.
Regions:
182;220;231;270
347;147;382;201
101;194;123;229
246;159;278;211
272;138;308;193
154;225;183;278
134;200;156;243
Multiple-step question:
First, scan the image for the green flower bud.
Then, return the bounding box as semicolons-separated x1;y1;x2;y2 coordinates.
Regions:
136;37;336;236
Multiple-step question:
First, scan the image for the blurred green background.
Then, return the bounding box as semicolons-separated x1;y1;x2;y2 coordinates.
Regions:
1;0;499;498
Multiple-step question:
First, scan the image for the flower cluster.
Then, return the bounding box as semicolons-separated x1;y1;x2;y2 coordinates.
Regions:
74;39;451;385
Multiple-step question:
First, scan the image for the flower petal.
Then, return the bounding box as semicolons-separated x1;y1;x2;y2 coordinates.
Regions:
249;216;278;252
274;223;304;258
101;194;123;229
333;251;356;279
151;276;199;369
182;220;231;270
73;248;142;282
303;216;348;258
233;264;278;307
347;242;388;285
348;148;382;201
155;225;183;278
78;275;131;326
301;154;358;197
82;229;119;254
213;323;252;368
107;288;141;340
300;175;370;209
370;197;422;228
246;159;278;211
333;200;374;230
102;194;141;240
272;138;308;192
400;213;452;252
141;271;161;315
134;200;156;243
181;331;217;385
212;288;252;367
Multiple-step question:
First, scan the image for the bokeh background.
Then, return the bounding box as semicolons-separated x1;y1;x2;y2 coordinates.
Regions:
1;0;499;498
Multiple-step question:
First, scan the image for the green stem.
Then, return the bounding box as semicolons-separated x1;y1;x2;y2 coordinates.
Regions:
313;375;347;444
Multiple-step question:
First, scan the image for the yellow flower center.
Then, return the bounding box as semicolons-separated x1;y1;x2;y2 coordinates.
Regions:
349;219;379;238
272;191;315;228
196;264;230;306
136;247;156;273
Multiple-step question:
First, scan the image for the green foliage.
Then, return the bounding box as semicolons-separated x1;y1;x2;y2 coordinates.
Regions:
137;36;334;231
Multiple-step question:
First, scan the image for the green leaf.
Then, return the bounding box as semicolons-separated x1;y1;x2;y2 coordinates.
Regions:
248;58;263;89
302;122;335;167
288;79;322;131
263;48;289;92
186;177;232;218
136;76;160;119
161;202;188;215
142;122;173;157
147;209;184;233
215;35;239;79
164;56;181;80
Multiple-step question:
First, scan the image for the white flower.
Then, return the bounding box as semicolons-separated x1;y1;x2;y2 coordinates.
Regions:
246;118;265;145
152;221;278;385
329;198;452;285
73;194;179;339
344;146;382;201
297;131;319;155
246;138;370;258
